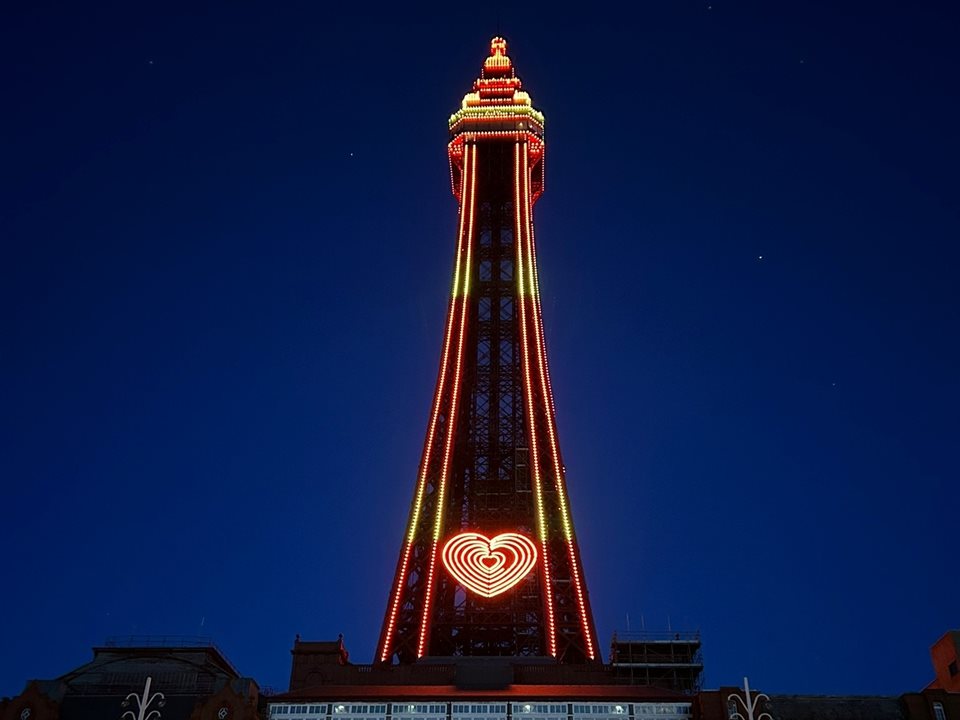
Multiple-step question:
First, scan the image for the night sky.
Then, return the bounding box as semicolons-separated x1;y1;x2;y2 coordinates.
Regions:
3;2;958;699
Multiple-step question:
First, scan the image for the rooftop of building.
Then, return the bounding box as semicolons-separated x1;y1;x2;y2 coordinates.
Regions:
20;636;257;702
272;683;687;702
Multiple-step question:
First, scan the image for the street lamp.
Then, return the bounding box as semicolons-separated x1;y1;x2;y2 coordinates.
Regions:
121;676;166;720
727;677;771;720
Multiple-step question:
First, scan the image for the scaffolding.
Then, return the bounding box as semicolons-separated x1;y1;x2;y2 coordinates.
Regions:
609;631;703;694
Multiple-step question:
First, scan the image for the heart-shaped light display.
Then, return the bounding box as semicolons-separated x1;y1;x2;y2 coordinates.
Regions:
441;531;538;598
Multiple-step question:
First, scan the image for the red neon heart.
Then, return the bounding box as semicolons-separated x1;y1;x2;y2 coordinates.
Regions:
441;531;538;598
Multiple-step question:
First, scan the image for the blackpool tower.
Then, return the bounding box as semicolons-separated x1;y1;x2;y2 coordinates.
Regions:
378;37;599;666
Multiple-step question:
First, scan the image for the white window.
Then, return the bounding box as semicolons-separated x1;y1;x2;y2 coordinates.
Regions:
391;702;447;720
328;703;387;720
452;701;508;720
512;702;567;720
933;703;946;720
572;703;630;720
633;705;692;720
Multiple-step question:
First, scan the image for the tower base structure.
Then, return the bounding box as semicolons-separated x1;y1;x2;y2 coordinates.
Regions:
268;635;695;720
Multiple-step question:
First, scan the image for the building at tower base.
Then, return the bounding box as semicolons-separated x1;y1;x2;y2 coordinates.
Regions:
0;637;260;720
610;632;703;694
927;631;960;692
3;632;959;720
260;632;960;720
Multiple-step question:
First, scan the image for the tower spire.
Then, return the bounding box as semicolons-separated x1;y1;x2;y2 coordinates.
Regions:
377;38;598;665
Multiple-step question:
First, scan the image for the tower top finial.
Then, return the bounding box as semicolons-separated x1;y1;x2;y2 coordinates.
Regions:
484;36;512;74
448;37;543;142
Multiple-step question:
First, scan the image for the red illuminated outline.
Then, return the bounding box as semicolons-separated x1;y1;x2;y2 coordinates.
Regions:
518;146;597;660
378;143;477;664
416;142;478;658
441;531;538;598
381;38;596;664
485;37;510;71
449;38;545;135
514;141;557;657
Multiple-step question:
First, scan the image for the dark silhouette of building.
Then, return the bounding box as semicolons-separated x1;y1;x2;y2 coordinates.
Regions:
610;632;703;693
0;637;260;720
697;687;960;720
928;632;960;693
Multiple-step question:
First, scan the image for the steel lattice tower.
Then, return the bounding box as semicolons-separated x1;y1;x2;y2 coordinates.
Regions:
377;38;598;666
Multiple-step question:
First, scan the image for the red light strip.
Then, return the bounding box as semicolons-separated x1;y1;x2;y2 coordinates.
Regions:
450;121;544;137
515;141;557;657
378;143;476;663
450;131;542;143
416;142;478;658
452;114;541;124
520;144;597;660
448;137;464;200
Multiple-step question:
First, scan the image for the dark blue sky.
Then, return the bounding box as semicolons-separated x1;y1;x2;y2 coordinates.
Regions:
2;1;958;699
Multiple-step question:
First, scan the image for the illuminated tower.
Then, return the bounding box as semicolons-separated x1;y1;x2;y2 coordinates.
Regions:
378;38;598;665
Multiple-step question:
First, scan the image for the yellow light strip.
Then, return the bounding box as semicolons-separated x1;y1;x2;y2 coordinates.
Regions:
417;142;478;658
449;104;545;128
408;142;472;544
521;150;569;538
378;142;475;663
520;148;596;660
432;143;476;543
515;141;557;657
